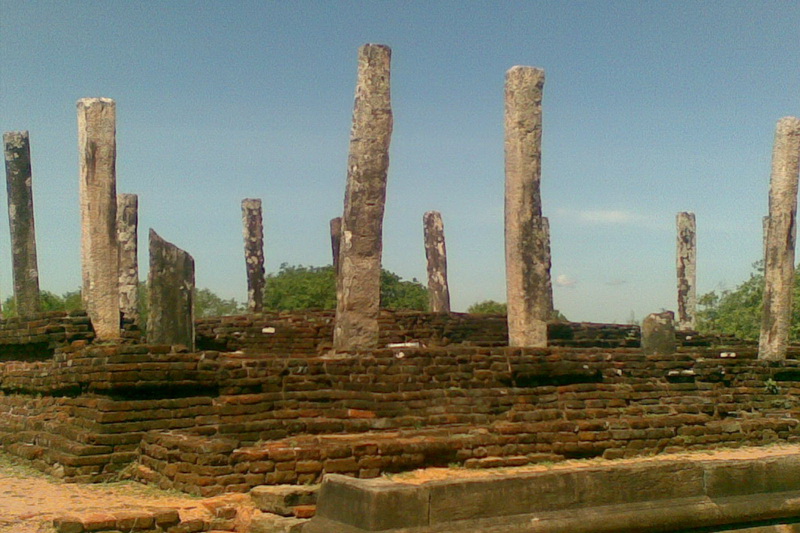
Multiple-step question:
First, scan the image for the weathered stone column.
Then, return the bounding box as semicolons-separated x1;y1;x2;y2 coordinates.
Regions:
242;198;265;313
423;211;451;312
676;212;696;331
642;311;677;356
4;131;41;316
147;229;195;350
117;193;138;323
333;44;393;351
504;66;552;347
759;117;800;361
330;217;342;276
77;98;120;340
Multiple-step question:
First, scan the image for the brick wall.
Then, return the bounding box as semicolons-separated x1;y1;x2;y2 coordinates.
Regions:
195;310;644;354
3;340;800;494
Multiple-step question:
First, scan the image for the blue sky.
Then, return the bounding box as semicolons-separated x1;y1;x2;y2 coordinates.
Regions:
1;1;798;322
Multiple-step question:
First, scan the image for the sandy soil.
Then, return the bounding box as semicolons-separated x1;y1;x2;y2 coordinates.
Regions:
389;443;800;485
0;453;209;533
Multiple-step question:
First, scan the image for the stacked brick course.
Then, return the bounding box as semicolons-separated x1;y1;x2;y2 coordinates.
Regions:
1;311;798;497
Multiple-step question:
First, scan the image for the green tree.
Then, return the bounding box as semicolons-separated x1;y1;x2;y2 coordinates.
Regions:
194;287;244;318
697;261;800;341
262;263;429;311
2;289;84;317
467;300;507;314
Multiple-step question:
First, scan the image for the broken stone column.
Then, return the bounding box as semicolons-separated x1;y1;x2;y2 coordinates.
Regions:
242;198;265;313
117;193;138;323
77;98;120;340
423;211;451;312
504;66;552;347
759;117;800;361
641;311;677;356
4;131;41;316
676;212;696;331
330;217;342;276
147;229;195;350
333;44;393;351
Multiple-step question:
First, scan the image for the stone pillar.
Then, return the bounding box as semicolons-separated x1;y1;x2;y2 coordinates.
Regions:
77;98;120;340
676;212;697;331
423;211;451;312
117;193;138;323
759;117;800;361
330;217;342;276
147;229;195;350
242;198;265;313
4;131;41;316
641;311;677;356
333;44;393;351
504;66;552;347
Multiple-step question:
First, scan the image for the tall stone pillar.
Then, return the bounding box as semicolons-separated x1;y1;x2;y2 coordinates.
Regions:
504;66;552;347
117;193;138;323
4;131;41;316
77;98;120;340
676;212;697;331
333;44;393;351
330;217;342;276
147;229;195;350
242;198;265;313
423;211;451;312
759;117;800;361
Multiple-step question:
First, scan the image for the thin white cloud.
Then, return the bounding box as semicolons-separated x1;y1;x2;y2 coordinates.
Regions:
555;274;577;288
605;279;627;286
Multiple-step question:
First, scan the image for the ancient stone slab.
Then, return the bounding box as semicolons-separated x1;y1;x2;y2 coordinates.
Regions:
147;229;195;350
504;66;552;347
333;44;393;351
423;211;450;312
641;311;676;355
251;484;319;516
676;212;696;331
117;193;138;323
760;117;800;361
77;97;120;340
242;198;265;313
3;131;41;316
330;217;342;276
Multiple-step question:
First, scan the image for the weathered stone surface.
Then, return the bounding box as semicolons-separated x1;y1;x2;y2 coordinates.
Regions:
77;97;120;340
330;217;342;276
676;212;696;331
117;193;138;323
760;117;800;361
250;484;319;516
504;66;551;347
641;311;676;355
3;131;41;316
422;211;450;312
333;44;393;351
242;198;265;313
147;229;195;349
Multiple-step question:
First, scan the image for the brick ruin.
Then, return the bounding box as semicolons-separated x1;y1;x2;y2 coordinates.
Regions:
2;44;800;518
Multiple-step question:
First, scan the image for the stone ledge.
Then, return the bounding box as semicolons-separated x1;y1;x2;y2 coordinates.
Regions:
304;452;800;532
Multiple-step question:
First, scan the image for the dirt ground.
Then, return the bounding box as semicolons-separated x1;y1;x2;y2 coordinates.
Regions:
0;453;209;533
